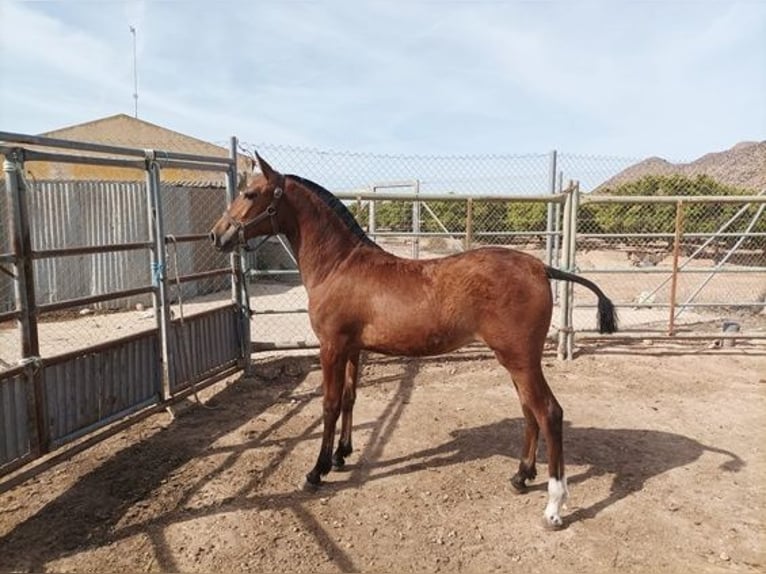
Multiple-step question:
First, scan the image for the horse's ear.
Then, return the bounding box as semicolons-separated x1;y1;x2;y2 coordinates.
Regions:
236;156;256;191
237;170;249;192
255;152;279;184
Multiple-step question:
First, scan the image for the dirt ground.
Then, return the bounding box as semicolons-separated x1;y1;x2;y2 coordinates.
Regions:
0;342;764;574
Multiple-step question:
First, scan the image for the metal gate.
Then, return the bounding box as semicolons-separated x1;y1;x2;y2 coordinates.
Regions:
0;132;251;478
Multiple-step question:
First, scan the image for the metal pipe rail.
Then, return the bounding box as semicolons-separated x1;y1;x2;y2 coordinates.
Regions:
581;194;766;204
335;191;569;203
1;148;146;171
32;242;153;259
171;268;230;284
37;286;156;314
0;131;236;166
359;230;561;239
336;191;765;208
0;310;19;323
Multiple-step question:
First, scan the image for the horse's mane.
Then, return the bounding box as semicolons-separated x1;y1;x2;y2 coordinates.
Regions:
287;174;380;249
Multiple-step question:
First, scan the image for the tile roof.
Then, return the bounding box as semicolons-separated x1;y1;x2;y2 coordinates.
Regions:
17;114;248;187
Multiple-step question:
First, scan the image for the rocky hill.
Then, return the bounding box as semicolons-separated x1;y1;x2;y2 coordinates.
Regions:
597;141;766;192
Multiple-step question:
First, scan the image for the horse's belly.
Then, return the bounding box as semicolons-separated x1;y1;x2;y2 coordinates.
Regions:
360;324;476;357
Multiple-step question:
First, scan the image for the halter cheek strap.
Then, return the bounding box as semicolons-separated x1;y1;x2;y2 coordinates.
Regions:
223;185;284;248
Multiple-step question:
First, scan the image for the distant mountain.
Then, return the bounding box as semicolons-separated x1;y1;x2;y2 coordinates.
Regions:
597;141;766;193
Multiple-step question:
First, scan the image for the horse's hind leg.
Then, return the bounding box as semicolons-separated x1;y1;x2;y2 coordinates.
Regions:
333;350;360;469
498;355;568;528
510;404;540;493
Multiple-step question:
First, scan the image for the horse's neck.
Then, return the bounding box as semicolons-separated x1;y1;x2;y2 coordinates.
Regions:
282;191;368;289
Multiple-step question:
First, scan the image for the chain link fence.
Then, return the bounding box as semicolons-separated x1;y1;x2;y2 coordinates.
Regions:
238;144;560;350
3;142;763;364
233;144;765;352
240;142;554;195
574;191;766;341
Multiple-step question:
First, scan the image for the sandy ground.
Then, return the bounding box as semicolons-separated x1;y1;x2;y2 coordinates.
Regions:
1;341;764;573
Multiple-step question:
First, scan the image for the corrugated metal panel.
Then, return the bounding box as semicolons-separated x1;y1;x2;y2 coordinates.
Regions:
169;305;239;393
44;333;161;444
28;181;153;309
28;180;149;249
2;180;231;313
0;371;31;468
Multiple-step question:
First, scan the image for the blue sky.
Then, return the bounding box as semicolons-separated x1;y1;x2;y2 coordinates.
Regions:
1;0;764;162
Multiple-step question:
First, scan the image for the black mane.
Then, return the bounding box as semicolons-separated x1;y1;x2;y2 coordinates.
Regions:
287;174;379;248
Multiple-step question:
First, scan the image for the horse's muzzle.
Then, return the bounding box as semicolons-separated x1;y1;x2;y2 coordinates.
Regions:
209;225;238;252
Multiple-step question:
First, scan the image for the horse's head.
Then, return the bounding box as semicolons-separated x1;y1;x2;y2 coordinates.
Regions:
209;153;286;252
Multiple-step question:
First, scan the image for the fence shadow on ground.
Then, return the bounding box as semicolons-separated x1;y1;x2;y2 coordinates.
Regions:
0;354;419;573
0;353;745;572
0;355;317;573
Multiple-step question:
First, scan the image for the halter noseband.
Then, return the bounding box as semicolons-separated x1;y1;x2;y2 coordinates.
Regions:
223;184;284;249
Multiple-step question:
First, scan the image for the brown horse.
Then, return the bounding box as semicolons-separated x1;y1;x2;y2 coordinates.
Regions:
210;154;617;528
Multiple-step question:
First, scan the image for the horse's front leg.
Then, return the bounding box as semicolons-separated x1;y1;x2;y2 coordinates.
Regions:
333;350;360;469
305;343;346;489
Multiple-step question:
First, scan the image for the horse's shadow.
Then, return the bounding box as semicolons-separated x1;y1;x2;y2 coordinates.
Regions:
347;417;744;524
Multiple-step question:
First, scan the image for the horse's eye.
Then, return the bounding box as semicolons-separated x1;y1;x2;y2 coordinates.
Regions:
243;190;259;199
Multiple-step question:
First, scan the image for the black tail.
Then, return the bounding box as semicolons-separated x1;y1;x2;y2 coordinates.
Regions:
545;266;618;334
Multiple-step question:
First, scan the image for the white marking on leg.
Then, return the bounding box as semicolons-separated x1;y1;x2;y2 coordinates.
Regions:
544;476;569;528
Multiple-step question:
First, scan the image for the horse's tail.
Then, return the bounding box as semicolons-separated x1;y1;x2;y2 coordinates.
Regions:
545;266;618;334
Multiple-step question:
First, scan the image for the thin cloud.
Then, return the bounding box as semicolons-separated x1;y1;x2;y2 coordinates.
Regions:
0;0;763;159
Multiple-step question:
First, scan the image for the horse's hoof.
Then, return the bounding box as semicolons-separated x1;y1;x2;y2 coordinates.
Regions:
332;457;345;471
303;473;321;493
510;475;528;494
542;514;565;531
302;480;320;493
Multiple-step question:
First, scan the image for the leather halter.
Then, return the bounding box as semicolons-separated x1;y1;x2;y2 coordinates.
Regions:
222;184;284;248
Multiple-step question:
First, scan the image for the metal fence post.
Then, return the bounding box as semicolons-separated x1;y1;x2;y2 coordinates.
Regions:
412;179;421;259
552;170;564;304
145;157;173;400
566;182;581;358
4;151;47;453
667;200;685;335
557;184;573;360
227;137;252;374
4;153;39;361
546;150;557;267
465;198;474;250
369;186;377;241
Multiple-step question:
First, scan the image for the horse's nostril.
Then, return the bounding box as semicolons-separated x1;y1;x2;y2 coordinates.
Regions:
209;231;217;245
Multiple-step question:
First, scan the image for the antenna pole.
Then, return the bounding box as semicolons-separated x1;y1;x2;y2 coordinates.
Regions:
129;25;139;118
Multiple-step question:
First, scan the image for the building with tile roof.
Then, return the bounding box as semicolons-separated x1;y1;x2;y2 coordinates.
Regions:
0;115;248;310
24;114;246;187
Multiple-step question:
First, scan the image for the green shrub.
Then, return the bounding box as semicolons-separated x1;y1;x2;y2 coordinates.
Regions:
584;174;764;247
